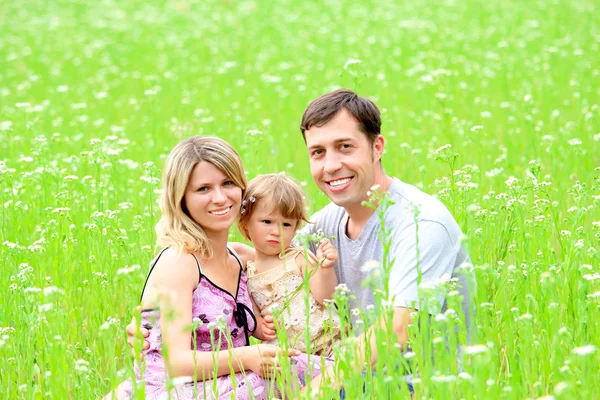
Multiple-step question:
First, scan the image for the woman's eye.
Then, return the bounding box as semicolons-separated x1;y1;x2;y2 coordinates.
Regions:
197;187;208;192
223;180;234;186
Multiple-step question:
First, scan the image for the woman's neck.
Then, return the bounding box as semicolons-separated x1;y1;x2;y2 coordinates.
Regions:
204;229;230;262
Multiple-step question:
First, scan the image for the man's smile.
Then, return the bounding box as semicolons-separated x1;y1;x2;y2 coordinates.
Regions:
325;177;353;192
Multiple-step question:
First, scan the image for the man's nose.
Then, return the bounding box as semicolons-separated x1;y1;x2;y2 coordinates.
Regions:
323;153;342;174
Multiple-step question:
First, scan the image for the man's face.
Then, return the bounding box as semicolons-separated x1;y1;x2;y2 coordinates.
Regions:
304;109;384;209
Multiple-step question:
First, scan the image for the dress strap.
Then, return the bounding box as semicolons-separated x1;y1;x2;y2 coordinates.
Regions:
280;246;318;271
190;253;203;284
139;248;170;303
228;246;256;344
140;249;203;302
227;246;244;270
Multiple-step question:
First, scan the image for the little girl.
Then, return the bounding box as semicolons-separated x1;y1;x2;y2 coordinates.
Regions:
236;174;341;357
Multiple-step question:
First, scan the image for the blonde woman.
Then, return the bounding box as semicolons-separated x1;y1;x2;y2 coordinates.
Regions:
112;137;307;399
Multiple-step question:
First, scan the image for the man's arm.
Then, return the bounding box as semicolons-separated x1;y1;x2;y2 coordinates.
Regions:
314;221;460;389
313;307;412;390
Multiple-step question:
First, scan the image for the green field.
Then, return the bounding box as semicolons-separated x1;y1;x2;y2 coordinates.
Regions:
1;0;599;398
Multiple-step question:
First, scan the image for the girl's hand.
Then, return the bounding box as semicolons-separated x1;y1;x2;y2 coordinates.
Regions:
243;344;301;378
317;238;338;269
254;314;277;341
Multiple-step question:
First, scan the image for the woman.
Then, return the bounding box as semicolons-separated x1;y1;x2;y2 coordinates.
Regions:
110;137;325;399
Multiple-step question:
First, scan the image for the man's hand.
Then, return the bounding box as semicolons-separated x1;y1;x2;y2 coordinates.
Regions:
317;238;337;269
125;314;150;360
305;364;337;396
254;314;277;341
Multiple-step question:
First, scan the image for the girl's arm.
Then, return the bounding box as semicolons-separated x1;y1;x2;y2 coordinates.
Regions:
143;249;294;379
295;239;338;305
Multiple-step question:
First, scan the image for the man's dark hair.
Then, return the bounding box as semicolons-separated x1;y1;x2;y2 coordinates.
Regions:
300;89;381;143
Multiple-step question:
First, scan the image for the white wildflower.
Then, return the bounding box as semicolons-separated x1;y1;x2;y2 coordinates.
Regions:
38;303;54;312
43;286;65;296
505;176;519;187
116;265;141;275
571;345;597;356
343;59;362;70
435;144;452;153
360;260;379;273
464;344;489;355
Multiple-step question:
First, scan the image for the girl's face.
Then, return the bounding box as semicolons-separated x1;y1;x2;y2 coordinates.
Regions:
245;201;298;257
183;161;242;234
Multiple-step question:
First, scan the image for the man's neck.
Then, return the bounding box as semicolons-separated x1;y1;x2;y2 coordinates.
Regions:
345;174;394;240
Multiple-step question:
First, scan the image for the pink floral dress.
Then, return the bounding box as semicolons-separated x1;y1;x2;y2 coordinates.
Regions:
120;248;332;399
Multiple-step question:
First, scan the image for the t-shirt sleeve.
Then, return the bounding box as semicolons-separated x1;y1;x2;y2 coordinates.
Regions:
388;220;458;314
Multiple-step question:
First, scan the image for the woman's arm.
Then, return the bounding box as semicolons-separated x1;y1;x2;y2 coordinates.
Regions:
295;239;338;305
143;249;295;379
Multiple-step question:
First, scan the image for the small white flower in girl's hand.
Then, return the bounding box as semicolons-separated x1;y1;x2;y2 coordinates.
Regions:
315;229;324;241
317;238;338;268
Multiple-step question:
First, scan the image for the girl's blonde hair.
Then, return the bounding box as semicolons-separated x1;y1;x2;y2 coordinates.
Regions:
238;174;309;241
156;136;246;258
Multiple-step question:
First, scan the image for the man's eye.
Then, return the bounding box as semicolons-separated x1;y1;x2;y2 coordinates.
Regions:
312;149;323;157
341;144;351;149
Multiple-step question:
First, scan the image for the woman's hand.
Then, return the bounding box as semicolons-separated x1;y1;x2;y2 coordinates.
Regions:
317;238;338;269
242;344;300;378
125;311;150;360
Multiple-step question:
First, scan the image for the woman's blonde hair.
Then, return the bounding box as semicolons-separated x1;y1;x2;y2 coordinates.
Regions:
238;174;309;241
156;136;246;258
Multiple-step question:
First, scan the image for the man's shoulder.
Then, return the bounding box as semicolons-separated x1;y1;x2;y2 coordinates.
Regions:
386;178;458;228
308;202;346;230
310;201;345;221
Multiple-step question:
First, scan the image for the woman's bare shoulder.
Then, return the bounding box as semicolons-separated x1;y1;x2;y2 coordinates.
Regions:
150;248;200;289
229;242;255;265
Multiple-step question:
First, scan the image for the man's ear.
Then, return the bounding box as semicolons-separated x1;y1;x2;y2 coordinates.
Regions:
373;135;385;162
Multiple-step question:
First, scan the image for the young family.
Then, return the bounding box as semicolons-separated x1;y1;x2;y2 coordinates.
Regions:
109;89;472;399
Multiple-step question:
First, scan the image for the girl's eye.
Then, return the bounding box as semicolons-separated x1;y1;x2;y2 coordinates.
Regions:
283;223;292;227
262;220;271;224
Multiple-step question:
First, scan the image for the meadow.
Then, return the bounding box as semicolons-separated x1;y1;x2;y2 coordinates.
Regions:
1;0;599;398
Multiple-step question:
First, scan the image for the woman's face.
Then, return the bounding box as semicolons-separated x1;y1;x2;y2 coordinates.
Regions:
183;161;242;234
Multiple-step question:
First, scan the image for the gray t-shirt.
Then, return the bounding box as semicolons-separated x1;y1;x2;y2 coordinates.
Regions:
299;178;473;331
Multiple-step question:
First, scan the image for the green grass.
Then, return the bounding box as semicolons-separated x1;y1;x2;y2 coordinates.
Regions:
1;0;599;398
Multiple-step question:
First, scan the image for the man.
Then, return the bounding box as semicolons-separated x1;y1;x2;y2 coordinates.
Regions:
296;89;472;391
